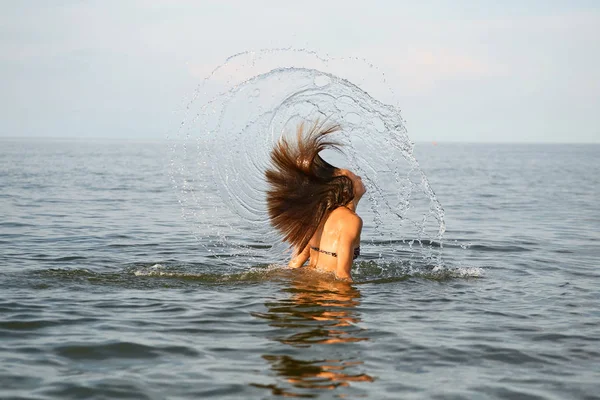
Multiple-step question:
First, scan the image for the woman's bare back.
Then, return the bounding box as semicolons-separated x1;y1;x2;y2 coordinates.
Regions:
307;206;362;278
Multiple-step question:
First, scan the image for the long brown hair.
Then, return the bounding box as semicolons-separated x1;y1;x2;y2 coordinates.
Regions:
265;121;355;252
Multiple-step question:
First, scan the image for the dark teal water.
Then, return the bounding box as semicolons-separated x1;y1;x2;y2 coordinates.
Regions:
1;138;599;399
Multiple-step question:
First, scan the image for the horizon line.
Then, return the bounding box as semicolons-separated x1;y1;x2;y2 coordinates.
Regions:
1;135;599;145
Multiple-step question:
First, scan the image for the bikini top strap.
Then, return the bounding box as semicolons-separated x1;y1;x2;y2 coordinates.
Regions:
310;246;338;257
311;246;360;259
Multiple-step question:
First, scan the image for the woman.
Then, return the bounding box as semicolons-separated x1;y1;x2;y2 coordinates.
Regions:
265;121;366;281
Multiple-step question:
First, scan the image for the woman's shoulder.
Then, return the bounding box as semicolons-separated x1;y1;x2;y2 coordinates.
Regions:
330;206;362;226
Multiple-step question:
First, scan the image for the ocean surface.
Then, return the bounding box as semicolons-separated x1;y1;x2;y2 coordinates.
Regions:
1;138;599;399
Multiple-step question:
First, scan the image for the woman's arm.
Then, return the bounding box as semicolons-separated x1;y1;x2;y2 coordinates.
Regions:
335;215;363;281
288;244;310;268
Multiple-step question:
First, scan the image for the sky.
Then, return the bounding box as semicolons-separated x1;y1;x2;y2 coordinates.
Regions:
1;0;599;143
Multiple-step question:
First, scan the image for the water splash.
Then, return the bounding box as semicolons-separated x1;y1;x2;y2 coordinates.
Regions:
170;48;446;269
26;263;482;290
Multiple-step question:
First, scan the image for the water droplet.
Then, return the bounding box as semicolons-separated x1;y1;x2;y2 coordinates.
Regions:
344;112;361;125
314;74;331;88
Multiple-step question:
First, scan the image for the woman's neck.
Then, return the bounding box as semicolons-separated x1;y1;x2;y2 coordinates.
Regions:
345;198;360;213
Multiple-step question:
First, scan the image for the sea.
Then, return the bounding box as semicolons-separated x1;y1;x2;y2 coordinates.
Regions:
1;137;599;399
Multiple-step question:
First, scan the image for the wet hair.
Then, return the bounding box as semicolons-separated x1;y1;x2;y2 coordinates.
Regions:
265;121;355;252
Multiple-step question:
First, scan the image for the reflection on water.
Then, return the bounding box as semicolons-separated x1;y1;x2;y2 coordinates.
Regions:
251;272;373;397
